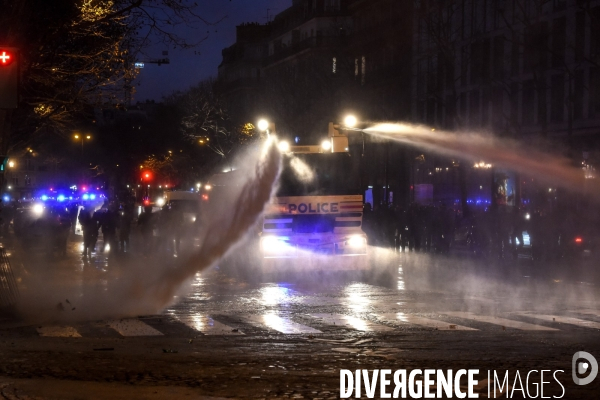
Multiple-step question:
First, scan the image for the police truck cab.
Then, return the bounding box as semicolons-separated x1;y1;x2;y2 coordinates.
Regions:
260;123;368;270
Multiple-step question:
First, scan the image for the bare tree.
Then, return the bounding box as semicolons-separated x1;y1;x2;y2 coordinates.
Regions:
0;0;221;143
178;80;265;158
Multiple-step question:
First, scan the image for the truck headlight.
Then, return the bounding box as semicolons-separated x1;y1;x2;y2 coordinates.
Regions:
262;236;288;252
347;235;366;248
32;204;44;216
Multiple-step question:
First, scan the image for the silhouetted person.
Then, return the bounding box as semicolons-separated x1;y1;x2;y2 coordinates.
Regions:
54;207;72;256
100;203;119;254
137;205;155;254
164;203;184;256
79;207;98;257
118;202;134;252
511;208;525;255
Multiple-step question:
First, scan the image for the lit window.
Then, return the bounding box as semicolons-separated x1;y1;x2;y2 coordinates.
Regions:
332;57;337;73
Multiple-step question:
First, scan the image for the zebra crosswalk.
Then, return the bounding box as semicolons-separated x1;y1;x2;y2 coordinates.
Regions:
375;313;476;331
176;315;245;335
441;311;558;331
27;309;600;339
512;312;600;330
36;325;82;338
106;319;164;337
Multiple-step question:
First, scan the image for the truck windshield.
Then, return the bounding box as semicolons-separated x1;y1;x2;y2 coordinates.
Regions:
277;153;359;196
168;200;199;213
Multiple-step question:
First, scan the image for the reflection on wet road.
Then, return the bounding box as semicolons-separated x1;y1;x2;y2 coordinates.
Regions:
10;235;600;340
156;248;600;339
176;314;244;335
310;314;394;332
376;312;476;331
243;313;322;334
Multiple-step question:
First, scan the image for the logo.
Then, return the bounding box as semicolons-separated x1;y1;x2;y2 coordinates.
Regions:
288;202;339;214
572;351;598;386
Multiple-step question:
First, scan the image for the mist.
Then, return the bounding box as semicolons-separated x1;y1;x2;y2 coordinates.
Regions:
16;139;281;323
364;122;600;199
367;247;599;314
14;122;600;324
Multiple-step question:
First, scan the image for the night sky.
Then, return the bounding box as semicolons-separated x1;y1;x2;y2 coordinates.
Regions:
133;0;291;102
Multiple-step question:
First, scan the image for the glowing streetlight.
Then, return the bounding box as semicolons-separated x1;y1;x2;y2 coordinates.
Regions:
73;133;92;156
257;119;269;132
321;140;332;151
344;115;358;128
8;160;14;168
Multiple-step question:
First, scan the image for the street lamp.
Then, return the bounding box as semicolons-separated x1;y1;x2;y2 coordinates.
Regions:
257;119;270;132
73;133;91;156
74;133;91;184
344;115;358;128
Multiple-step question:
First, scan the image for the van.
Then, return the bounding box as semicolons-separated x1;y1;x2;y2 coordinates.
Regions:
163;191;201;227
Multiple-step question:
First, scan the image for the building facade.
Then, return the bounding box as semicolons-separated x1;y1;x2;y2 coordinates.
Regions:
410;0;600;207
413;0;600;141
217;0;415;208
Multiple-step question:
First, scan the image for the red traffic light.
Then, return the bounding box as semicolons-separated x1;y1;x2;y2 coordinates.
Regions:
0;47;18;109
141;170;153;181
0;50;14;66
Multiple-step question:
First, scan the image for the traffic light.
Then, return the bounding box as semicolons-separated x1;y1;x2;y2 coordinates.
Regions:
0;47;18;109
141;170;153;181
0;156;8;172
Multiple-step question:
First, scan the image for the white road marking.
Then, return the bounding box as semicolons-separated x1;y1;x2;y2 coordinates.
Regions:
465;296;498;304
375;313;477;331
107;319;164;337
36;326;82;338
310;313;395;332
514;312;600;330
296;297;341;306
178;315;244;335
243;314;321;334
443;311;558;331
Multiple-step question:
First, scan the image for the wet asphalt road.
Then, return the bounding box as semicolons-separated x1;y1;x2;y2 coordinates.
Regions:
0;234;599;398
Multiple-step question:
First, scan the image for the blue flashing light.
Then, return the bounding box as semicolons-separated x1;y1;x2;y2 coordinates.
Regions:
82;194;90;200
57;195;66;202
69;196;73;200
2;195;9;202
90;194;96;200
295;137;300;144
41;195;48;201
